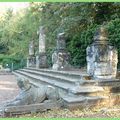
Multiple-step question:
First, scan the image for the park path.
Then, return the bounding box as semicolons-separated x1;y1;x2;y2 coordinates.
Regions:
0;74;19;106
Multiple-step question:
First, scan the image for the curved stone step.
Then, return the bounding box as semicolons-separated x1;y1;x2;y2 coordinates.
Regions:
62;94;108;108
21;69;79;84
25;67;90;80
13;71;103;94
14;71;76;90
62;95;108;103
22;68;97;86
70;86;104;94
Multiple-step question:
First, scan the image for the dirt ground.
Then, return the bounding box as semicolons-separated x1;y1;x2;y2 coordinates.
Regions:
0;74;19;106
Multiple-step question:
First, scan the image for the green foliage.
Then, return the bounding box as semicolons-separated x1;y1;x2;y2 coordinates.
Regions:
0;54;26;70
37;3;96;67
0;2;120;69
39;3;120;68
67;24;98;67
107;18;120;68
0;4;42;69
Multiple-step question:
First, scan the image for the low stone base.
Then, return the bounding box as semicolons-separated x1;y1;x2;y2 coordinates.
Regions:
36;53;48;68
1;100;62;117
10;68;120;114
52;50;71;70
63;94;120;109
27;56;36;68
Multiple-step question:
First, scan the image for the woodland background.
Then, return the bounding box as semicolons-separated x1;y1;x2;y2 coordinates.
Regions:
0;2;120;69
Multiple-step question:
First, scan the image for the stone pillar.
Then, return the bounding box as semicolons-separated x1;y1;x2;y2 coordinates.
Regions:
52;32;70;70
27;41;36;68
86;26;118;79
36;26;47;68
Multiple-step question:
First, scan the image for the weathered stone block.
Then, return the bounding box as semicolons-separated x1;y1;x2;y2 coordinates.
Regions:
86;26;118;79
52;50;70;70
29;41;35;56
27;56;36;68
52;33;71;70
36;26;47;68
36;53;47;68
37;26;46;53
27;41;36;68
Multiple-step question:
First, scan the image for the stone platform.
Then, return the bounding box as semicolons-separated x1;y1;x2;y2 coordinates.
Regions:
13;68;120;109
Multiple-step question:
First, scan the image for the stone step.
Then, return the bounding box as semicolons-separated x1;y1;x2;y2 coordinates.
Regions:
26;67;90;80
2;100;62;116
13;70;104;94
62;95;108;103
20;68;120;86
21;69;79;84
62;95;108;108
64;93;120;109
14;70;73;90
70;86;104;94
97;79;120;86
12;68;120;109
21;69;96;86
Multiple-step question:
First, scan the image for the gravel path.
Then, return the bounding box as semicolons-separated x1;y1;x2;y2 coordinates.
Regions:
0;74;19;106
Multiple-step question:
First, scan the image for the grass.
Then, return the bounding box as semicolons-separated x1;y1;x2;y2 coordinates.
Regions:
17;105;120;118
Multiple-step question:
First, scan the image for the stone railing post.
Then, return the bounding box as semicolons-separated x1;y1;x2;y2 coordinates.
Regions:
86;26;118;79
27;41;36;68
36;26;47;68
52;32;70;70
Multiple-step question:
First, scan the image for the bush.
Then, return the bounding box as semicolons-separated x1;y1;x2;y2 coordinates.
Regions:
67;24;98;67
107;18;120;68
0;55;26;70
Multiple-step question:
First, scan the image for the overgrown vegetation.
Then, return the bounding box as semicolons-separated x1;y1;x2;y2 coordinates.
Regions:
0;2;120;69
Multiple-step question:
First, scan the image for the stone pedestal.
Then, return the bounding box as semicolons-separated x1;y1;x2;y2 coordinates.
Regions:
86;26;118;79
36;26;47;68
27;41;36;68
52;33;70;70
27;56;36;68
36;53;47;68
38;26;46;53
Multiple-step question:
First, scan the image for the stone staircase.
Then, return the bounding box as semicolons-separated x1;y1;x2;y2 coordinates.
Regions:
13;67;120;108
